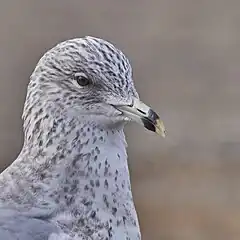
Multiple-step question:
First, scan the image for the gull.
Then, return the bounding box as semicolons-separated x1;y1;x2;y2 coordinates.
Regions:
0;36;165;239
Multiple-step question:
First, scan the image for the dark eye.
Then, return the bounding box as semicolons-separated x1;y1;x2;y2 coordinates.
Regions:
74;73;91;87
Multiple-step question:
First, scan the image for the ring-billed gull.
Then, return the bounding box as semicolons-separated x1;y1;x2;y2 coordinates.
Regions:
0;36;165;239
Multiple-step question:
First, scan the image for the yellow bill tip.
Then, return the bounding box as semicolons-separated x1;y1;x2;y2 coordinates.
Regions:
155;119;166;138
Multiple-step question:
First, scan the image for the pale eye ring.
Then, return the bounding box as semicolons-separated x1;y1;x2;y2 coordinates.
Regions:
73;73;91;88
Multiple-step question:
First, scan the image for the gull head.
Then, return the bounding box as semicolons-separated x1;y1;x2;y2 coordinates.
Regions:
26;36;165;137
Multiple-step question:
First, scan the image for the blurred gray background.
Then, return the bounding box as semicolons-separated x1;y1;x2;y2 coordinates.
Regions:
0;0;240;239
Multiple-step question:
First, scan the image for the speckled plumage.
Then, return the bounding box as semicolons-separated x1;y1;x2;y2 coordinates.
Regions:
0;36;144;239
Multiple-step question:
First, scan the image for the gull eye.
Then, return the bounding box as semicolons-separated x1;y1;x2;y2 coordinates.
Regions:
73;73;91;87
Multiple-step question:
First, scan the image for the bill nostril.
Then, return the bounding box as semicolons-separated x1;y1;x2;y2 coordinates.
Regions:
136;108;145;115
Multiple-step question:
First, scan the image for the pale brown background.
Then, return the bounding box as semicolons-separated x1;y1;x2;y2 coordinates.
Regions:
0;1;240;239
